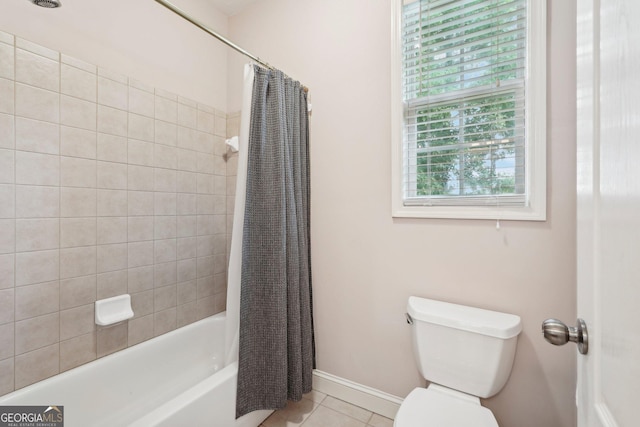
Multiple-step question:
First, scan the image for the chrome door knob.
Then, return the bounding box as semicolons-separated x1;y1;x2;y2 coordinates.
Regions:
542;318;589;355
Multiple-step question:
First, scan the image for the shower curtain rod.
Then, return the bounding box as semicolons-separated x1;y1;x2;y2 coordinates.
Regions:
154;0;274;70
154;0;310;95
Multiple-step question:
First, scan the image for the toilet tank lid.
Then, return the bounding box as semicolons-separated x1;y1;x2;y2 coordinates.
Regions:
407;297;522;339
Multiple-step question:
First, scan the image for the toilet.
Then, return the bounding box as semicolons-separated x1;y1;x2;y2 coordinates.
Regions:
394;296;522;427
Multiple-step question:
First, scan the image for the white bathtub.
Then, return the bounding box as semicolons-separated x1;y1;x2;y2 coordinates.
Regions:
0;312;271;427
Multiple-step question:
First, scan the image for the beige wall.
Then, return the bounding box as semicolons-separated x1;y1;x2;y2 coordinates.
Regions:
229;1;577;426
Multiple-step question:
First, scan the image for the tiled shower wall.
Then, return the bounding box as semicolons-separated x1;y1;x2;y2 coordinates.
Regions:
0;31;232;395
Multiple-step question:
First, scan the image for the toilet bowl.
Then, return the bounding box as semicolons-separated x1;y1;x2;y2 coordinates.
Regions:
394;297;522;427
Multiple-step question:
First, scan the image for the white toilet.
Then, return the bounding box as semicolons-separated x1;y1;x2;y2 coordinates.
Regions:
394;296;522;427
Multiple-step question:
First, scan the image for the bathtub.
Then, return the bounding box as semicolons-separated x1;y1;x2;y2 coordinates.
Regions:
0;312;271;427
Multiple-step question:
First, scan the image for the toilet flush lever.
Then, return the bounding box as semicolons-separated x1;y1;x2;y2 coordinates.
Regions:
541;318;589;355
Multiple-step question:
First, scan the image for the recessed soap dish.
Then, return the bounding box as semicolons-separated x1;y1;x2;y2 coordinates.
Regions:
95;294;134;326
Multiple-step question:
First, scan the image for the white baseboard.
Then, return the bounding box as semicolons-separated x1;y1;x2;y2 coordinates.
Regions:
312;370;403;420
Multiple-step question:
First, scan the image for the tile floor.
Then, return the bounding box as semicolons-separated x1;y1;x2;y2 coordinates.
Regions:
260;391;394;427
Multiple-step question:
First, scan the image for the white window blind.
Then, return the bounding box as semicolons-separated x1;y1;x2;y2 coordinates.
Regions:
402;0;528;207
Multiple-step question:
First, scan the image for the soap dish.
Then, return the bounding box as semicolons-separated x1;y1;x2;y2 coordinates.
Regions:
95;294;134;326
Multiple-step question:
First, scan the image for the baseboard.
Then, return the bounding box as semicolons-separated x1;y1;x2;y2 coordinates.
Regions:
312;370;403;420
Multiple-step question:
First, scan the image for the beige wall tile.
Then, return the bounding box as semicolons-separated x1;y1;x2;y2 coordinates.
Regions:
196;235;215;257
60;332;96;372
128;113;154;142
96;189;127;216
60;218;96;248
97;76;127;110
15;49;59;92
60;156;96;188
176;171;197;194
176;237;197;261
0;288;14;324
96;243;127;273
59;246;96;279
0;79;14;115
127;165;154;192
0;113;15;150
15;151;59;186
154;169;176;193
96;322;127;358
15;249;58;286
128;139;154;167
15;83;58;123
197;110;215;134
60;54;95;74
154;284;176;312
60;275;96;310
177;148;198;172
15;218;59;252
96;270;127;300
15;117;59;154
196;295;216;320
177;301;199;328
154;192;176;216
154;216;176;240
60;304;94;341
0;322;13;361
154;261;176;288
127;266;154;294
0;219;14;254
0;186;13;219
154;144;177;170
15;312;59;354
176;194;197;216
0;42;14;80
97;161;127;190
196;275;214;299
130;289;153;317
60;126;96;159
60;187;96;217
128;314;154;347
155;120;177;147
196;255;214;279
154;307;176;337
15;38;57;61
177;215;197;238
96;133;127;163
0;358;14;395
0;254;14;290
15;280;59;321
128;87;154;118
127;216;153;242
16;185;59;218
177;104;197;129
177;258;196;283
154;238;176;264
127;191;154;216
127;241;153;269
97;105;127;137
60;95;96;131
155;96;177;124
97;217;127;245
177;280;196;305
61;64;96;103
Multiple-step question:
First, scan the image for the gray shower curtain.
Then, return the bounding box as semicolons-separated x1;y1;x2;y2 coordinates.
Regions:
236;66;314;418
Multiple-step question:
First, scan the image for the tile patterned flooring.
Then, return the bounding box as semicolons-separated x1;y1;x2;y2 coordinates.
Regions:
260;391;394;427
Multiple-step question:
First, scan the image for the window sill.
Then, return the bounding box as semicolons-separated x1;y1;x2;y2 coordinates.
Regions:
392;204;546;221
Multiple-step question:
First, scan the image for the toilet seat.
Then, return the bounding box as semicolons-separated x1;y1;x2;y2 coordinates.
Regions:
394;387;499;427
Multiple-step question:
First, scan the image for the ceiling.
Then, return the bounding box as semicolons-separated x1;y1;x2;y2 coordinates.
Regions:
207;0;262;16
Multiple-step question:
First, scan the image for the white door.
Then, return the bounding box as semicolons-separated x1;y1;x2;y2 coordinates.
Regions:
576;0;640;426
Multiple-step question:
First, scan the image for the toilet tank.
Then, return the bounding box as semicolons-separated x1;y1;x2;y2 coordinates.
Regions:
407;296;522;398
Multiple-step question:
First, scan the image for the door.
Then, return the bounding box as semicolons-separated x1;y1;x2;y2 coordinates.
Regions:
576;0;640;426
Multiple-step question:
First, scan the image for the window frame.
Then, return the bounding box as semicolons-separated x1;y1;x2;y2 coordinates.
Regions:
391;0;546;221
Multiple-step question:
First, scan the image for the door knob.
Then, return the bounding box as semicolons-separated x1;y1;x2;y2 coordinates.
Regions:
541;318;589;355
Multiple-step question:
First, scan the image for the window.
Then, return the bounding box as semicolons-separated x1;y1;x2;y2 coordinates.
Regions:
391;0;546;220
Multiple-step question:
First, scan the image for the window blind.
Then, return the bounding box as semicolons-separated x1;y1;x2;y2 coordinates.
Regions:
402;0;527;207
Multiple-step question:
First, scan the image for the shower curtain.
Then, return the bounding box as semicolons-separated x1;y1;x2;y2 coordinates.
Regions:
227;65;314;419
